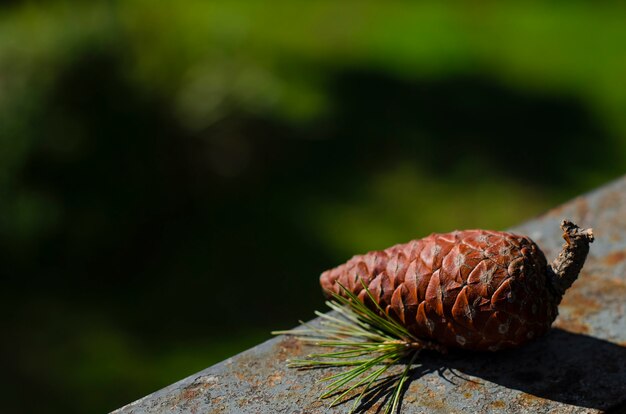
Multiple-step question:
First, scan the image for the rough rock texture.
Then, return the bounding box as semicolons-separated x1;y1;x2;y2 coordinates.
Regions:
320;221;593;351
113;176;626;414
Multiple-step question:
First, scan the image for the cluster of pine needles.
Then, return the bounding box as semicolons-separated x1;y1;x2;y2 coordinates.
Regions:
272;281;429;413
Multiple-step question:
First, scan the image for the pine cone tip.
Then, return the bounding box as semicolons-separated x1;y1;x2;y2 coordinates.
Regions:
550;219;594;297
560;219;594;244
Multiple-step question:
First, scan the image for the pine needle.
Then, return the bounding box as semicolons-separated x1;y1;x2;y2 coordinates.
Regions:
272;280;424;413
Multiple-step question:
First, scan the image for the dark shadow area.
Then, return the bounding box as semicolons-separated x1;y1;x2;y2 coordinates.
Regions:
286;329;626;413
607;400;626;414
326;70;620;187
410;329;626;411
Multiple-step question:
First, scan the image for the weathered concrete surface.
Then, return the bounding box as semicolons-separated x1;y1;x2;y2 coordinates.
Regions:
113;177;626;414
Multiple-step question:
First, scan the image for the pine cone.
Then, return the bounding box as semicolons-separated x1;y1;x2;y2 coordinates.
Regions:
320;220;594;351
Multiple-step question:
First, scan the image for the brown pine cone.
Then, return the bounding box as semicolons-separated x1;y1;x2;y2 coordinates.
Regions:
320;220;594;352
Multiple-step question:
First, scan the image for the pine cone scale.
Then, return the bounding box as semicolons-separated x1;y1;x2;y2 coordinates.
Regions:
319;227;583;351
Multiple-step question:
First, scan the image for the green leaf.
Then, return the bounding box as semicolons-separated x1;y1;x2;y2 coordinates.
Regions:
273;280;425;413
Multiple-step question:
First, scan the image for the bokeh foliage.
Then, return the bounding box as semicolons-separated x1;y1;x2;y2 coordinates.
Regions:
1;1;625;412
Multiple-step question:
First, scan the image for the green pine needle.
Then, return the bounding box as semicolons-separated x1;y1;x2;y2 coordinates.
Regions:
272;281;424;413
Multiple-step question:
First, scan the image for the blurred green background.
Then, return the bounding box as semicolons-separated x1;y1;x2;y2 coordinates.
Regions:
1;1;625;412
